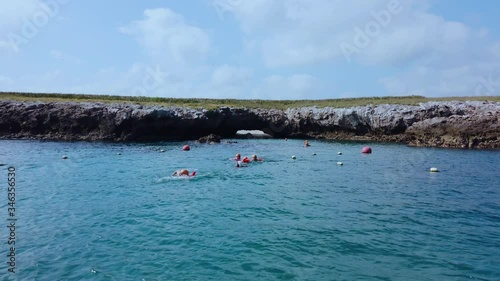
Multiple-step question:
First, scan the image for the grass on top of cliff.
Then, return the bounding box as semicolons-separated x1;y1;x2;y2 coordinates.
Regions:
1;91;500;110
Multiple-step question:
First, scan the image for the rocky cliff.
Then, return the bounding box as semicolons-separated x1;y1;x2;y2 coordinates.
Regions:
0;100;498;148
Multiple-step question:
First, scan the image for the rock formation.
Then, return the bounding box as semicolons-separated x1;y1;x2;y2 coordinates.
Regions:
0;100;498;148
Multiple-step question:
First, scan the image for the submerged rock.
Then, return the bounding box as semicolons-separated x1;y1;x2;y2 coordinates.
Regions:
198;134;221;143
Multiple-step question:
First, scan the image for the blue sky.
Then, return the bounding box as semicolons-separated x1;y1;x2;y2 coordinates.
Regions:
1;0;500;100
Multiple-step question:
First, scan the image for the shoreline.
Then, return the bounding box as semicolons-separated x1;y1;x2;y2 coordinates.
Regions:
1;98;499;149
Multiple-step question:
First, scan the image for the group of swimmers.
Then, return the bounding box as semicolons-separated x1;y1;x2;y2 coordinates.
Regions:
172;139;310;176
234;153;263;167
171;152;264;177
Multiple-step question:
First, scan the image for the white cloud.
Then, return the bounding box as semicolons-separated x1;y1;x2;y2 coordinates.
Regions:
3;2;499;100
119;8;210;66
225;0;500;97
0;0;68;54
228;0;495;69
116;7;213;97
356;12;472;66
0;0;40;29
231;0;416;67
0;0;41;53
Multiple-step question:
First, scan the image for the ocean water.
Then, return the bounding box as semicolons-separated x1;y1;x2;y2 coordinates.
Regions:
0;139;499;280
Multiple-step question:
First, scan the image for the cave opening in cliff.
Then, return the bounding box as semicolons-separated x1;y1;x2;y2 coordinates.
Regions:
235;130;272;139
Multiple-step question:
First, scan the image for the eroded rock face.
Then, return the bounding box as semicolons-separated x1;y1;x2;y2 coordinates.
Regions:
282;101;500;148
0;100;498;148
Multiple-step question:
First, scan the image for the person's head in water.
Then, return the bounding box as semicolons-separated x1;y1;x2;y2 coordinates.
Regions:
172;169;195;176
235;153;241;160
252;155;257;161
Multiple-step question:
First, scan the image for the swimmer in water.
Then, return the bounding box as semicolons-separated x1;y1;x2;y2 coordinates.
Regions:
242;156;250;163
304;140;310;147
172;169;196;176
234;153;241;161
251;155;263;162
236;161;246;168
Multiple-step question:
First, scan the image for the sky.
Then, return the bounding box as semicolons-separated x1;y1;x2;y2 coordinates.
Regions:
0;0;500;100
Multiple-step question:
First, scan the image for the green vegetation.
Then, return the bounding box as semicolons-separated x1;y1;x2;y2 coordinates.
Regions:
1;91;499;110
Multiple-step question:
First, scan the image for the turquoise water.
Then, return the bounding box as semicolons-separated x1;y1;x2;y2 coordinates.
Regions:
0;139;499;280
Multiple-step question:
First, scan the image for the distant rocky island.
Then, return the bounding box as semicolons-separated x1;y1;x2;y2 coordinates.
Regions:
0;99;499;148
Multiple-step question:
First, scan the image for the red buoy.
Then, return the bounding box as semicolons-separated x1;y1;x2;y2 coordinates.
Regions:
182;145;190;151
361;146;372;154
